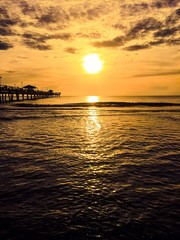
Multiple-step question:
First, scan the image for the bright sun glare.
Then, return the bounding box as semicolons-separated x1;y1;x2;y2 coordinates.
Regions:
83;54;103;74
87;96;99;103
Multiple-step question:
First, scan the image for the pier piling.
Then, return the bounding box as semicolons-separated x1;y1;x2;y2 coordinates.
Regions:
0;85;61;103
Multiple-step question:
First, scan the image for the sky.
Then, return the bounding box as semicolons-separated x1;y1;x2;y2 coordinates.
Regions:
0;0;180;96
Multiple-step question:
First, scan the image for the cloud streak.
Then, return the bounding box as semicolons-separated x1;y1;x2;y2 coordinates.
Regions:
22;32;72;50
133;70;180;78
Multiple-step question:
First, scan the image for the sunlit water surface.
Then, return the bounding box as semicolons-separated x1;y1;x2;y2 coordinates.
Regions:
0;96;180;240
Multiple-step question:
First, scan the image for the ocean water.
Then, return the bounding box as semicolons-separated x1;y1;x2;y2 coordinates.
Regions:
0;96;180;240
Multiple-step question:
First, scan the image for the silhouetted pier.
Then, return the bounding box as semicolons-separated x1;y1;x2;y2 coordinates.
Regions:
0;85;61;103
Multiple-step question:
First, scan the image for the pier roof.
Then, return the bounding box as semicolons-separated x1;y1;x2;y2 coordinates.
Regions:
23;85;36;89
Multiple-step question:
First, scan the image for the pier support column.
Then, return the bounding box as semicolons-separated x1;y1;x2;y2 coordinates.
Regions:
16;94;19;101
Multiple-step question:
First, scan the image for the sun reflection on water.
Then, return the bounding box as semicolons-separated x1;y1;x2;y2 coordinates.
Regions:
86;96;99;103
86;108;101;137
84;107;103;193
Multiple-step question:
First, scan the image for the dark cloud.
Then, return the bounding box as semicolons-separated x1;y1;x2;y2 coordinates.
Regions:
19;1;38;16
0;7;9;18
23;32;72;50
123;44;150;51
176;8;180;15
39;13;58;24
19;2;70;28
0;6;24;29
149;38;180;46
149;39;165;46
23;32;51;50
0;40;13;50
120;3;150;14
0;27;14;36
126;18;162;40
93;10;180;50
23;39;51;50
168;38;180;45
65;47;77;54
93;36;125;48
154;27;179;37
23;32;72;42
1;1;179;53
165;8;180;25
53;33;72;40
121;0;179;16
69;5;105;21
38;7;69;25
152;0;179;9
0;19;19;27
86;6;104;20
94;17;162;48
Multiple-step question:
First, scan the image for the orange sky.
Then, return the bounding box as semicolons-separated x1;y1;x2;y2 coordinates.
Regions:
0;0;180;95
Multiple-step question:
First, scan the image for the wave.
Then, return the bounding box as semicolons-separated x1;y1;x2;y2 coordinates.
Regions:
14;101;180;108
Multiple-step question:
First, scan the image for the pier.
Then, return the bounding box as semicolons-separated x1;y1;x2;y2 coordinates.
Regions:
0;85;61;103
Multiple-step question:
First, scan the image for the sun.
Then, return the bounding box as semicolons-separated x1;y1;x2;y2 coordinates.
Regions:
82;53;103;74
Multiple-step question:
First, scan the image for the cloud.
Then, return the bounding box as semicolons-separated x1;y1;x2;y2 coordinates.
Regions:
22;31;72;50
23;39;51;50
113;23;126;30
38;6;69;25
0;7;9;18
119;0;179;15
154;27;179;37
1;0;180;53
76;32;101;39
69;4;106;21
6;70;15;73
19;1;39;16
65;47;77;54
0;27;14;36
168;38;180;45
120;3;150;15
93;36;125;48
149;39;165;46
23;32;72;41
93;17;163;49
133;70;180;77
85;6;105;20
19;2;70;29
0;40;13;50
123;44;150;51
165;8;180;25
93;17;162;48
152;0;180;9
126;18;162;40
0;19;19;27
149;38;180;46
93;9;180;50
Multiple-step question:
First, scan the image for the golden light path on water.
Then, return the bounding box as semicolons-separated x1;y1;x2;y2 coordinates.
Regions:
85;96;101;149
84;105;104;194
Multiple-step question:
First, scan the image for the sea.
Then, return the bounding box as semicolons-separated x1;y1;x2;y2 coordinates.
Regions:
0;96;180;240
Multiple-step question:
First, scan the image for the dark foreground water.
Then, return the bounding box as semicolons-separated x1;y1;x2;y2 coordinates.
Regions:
0;96;180;240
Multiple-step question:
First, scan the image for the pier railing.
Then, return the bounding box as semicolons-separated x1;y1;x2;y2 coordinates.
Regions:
0;85;61;103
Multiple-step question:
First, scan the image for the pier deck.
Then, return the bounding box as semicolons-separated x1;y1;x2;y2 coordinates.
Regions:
0;85;61;103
